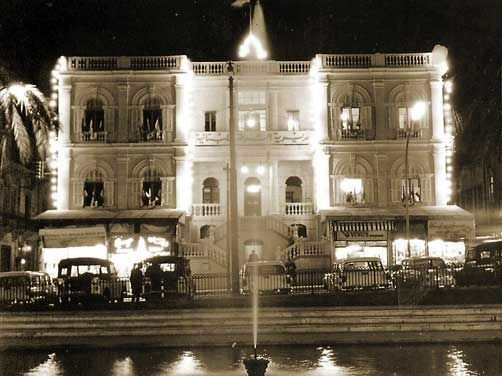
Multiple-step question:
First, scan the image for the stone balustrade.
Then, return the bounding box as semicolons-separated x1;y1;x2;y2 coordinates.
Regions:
395;128;424;140
180;242;227;266
285;202;313;216
284;241;329;260
81;131;107;143
192;203;223;217
64;52;432;73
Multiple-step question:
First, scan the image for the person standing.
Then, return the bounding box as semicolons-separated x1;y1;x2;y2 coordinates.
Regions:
130;264;143;303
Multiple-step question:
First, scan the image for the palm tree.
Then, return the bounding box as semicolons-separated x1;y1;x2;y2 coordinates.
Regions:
0;83;57;170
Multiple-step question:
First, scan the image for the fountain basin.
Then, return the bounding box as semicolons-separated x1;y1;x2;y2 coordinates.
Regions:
243;356;269;376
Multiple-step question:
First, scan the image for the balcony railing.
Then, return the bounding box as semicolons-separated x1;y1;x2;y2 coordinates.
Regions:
192;203;223;217
66;56;184;71
318;52;432;69
340;128;369;140
283;241;330;260
191;61;310;76
395;129;423;140
81;131;107;143
285;202;313;216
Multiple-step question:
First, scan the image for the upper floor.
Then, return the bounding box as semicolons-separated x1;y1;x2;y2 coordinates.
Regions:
55;48;448;147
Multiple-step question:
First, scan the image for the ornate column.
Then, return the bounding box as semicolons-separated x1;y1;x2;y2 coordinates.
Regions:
430;80;445;141
269;160;280;214
117;83;129;142
316;79;329;142
270;90;279;130
433;144;448;205
314;148;330;211
373;81;386;140
58;79;72;144
57;148;71;210
116;157;129;208
375;154;389;206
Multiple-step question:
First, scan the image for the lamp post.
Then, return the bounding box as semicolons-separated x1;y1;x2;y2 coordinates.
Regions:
404;101;426;258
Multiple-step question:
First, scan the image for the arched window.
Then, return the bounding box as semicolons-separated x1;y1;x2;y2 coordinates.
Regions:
202;178;220;204
291;223;307;238
142;97;163;141
200;225;216;240
142;168;162;207
82;99;104;141
83;170;104;207
285;176;303;203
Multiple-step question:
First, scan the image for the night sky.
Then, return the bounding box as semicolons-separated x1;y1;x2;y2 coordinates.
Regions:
0;0;500;108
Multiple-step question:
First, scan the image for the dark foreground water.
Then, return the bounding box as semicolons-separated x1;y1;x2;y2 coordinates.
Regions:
1;343;502;376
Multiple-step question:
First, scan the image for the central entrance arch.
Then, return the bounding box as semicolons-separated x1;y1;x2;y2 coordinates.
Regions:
244;177;261;216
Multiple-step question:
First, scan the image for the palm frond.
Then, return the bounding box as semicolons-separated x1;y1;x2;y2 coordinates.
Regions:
0;88;13;127
32;118;48;160
11;106;31;164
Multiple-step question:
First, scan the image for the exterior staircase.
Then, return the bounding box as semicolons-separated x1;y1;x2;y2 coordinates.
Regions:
180;241;227;274
282;239;331;269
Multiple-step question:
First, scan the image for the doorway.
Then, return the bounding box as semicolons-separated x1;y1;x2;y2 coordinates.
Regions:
244;177;261;216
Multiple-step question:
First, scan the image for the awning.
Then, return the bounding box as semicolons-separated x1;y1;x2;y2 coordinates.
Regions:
321;205;474;221
35;209;185;223
332;221;395;232
40;225;106;248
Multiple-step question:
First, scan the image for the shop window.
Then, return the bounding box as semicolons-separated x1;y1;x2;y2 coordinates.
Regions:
287;111;300;131
142;97;162;141
401;178;421;204
82;99;104;140
202;178;219;204
340;178;365;204
205;111;216;132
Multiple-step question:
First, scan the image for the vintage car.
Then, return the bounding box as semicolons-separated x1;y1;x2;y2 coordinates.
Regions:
57;257;126;303
324;257;391;291
393;257;455;288
0;271;56;306
240;260;293;295
457;241;502;286
136;255;195;300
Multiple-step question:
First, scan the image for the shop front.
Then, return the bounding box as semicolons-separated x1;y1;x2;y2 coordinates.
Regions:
323;205;475;266
36;209;183;278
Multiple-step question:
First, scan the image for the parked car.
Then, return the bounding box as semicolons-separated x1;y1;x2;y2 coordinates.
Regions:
393;257;455;288
56;257;126;303
136;255;195;300
0;271;56;306
324;257;391;291
458;241;502;286
240;260;293;295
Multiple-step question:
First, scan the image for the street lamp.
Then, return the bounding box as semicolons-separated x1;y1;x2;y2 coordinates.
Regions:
404;101;426;257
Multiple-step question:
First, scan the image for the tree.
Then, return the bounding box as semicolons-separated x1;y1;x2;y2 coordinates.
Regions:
0;83;57;170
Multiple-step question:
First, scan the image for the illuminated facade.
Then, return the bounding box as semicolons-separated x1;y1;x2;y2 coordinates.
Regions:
37;46;474;277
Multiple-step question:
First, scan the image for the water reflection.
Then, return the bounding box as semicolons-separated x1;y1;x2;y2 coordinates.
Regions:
1;343;501;376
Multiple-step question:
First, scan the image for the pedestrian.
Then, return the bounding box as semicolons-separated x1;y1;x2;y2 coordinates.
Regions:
285;256;297;283
130;264;143;303
145;262;162;293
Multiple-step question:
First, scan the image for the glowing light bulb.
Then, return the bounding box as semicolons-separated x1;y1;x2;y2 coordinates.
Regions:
411;101;426;121
246;118;256;128
256;165;265;175
241;165;249;174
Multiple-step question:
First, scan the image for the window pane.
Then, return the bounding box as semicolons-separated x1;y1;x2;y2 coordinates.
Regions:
352;107;360;127
399;107;408;129
287;111;299;131
205;111;216;132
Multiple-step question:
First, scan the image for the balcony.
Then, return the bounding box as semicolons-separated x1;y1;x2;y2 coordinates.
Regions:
285;202;313;216
340;129;370;141
81;131;107;143
192;203;223;217
395;129;423;140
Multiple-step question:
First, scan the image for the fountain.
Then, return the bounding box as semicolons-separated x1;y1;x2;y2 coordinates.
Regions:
243;270;269;376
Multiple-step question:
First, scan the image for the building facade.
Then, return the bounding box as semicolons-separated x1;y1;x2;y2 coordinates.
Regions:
37;47;474;277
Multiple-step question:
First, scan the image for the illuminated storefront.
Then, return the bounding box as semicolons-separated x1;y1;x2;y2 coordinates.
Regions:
324;205;474;265
36;209;183;278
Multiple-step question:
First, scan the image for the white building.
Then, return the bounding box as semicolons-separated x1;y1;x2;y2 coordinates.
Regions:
36;47;474;277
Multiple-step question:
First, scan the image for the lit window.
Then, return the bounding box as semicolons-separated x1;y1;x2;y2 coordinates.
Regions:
83;99;104;140
202;178;219;204
398;107;409;129
238;110;266;131
142;180;161;207
340;178;364;204
287;111;300;131
83;181;104;208
401;178;421;203
340;107;360;130
205;111;216;132
141;97;162;141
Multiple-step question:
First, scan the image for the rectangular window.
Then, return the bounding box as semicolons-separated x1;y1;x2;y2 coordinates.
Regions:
83;109;104;132
83;182;104;207
142;109;163;141
340;178;365;204
142;181;162;207
400;178;421;203
238;91;266;105
238;110;266;131
204;111;216;132
398;107;409;129
287;111;300;131
341;107;360;130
